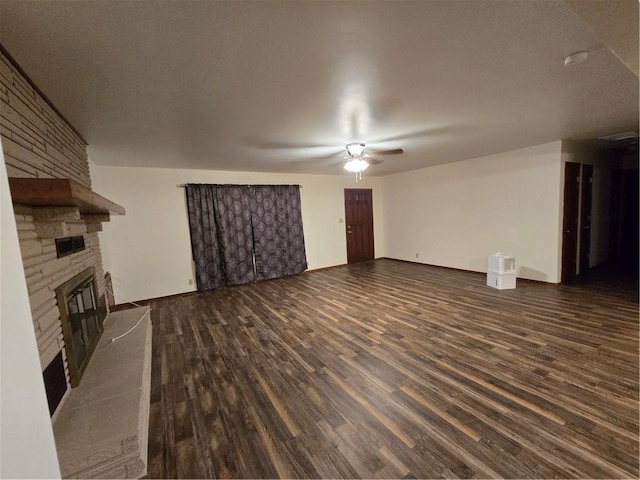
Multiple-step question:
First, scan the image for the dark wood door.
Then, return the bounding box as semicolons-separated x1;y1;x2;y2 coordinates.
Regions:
344;188;374;264
579;164;593;274
562;162;580;283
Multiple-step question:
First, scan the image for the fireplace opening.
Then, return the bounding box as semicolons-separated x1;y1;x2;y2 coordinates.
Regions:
55;267;107;388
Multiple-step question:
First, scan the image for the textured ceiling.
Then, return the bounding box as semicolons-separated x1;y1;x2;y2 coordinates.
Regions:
0;0;637;175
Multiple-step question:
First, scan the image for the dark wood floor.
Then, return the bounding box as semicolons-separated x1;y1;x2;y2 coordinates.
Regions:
146;259;639;479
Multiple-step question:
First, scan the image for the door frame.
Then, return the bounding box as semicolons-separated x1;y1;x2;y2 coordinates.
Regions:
561;161;595;283
561;162;581;283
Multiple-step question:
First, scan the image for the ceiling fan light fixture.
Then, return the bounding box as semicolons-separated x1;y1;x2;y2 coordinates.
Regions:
344;158;369;173
346;142;365;156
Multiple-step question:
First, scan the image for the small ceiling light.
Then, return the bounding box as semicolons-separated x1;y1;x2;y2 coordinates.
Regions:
564;51;588;67
344;158;369;173
344;157;369;182
346;142;365;156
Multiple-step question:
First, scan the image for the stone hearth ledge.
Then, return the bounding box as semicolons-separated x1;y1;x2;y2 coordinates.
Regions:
52;307;152;479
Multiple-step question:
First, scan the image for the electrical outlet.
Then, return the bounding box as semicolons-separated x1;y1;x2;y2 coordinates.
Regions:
416;253;419;258
188;279;193;286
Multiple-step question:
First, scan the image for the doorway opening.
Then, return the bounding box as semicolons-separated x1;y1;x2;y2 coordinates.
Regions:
561;146;638;292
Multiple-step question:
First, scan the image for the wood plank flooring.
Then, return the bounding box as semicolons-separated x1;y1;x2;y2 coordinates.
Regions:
146;259;639;478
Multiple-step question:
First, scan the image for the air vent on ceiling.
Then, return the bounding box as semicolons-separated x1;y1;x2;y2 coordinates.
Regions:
598;131;639;142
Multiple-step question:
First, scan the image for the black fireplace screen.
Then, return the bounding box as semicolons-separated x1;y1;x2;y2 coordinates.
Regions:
66;277;100;371
55;267;105;387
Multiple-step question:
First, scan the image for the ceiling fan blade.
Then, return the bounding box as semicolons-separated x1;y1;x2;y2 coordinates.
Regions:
244;138;341;150
310;149;345;160
366;148;404;156
292;150;345;165
372;127;453;143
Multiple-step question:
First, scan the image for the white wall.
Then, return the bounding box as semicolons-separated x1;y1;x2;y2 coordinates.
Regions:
0;143;61;479
382;141;564;283
91;164;385;303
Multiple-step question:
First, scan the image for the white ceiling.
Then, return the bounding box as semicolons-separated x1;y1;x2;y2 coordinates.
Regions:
0;0;637;176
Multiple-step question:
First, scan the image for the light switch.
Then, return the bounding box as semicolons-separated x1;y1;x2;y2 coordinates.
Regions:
338;218;344;223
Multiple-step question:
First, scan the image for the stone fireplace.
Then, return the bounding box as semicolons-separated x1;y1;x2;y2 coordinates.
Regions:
8;177;124;418
2;47;150;479
0;45;124;417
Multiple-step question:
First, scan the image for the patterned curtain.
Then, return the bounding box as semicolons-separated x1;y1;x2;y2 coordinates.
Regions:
251;185;307;281
185;185;255;291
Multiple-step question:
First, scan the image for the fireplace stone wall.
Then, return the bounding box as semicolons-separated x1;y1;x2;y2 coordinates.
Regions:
0;49;107;402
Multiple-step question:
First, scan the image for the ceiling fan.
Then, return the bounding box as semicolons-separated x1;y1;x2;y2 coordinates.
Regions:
342;142;404;180
246;125;461;178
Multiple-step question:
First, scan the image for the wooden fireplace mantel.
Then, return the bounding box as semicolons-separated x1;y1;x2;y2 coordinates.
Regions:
8;178;125;215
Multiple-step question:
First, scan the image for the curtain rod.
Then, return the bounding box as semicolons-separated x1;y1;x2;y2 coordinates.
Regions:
177;183;302;188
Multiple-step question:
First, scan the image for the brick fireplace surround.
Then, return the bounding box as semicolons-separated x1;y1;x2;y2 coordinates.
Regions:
1;47;150;478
